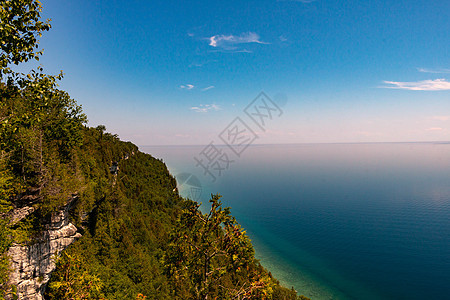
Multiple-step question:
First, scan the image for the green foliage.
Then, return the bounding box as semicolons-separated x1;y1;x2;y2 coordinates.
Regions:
54;145;178;299
46;252;103;300
0;0;51;77
164;195;256;298
0;212;12;298
0;152;15;212
0;1;87;296
0;152;16;298
95;125;106;141
0;71;87;195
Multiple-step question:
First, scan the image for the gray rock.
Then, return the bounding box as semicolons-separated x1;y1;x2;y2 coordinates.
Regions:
8;206;37;224
7;198;81;300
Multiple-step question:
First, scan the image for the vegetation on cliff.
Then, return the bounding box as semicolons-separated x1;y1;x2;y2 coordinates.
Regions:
0;1;307;299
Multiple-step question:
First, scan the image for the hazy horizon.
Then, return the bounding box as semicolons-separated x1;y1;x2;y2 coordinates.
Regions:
138;140;450;147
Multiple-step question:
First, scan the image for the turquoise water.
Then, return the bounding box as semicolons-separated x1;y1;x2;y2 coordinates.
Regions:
142;143;450;300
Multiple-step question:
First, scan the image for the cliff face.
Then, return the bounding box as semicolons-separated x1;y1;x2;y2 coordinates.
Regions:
7;197;81;300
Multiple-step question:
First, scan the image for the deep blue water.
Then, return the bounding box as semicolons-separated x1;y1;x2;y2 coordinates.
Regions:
142;143;450;300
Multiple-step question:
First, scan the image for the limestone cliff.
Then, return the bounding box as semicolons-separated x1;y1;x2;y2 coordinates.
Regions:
7;197;81;300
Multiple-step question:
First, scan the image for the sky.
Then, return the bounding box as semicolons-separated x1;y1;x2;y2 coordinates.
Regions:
23;0;450;145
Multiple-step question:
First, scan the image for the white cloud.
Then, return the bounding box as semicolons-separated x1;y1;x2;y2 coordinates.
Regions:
417;68;450;74
180;84;194;90
380;79;450;91
279;35;288;42
427;127;443;131
189;59;218;68
190;104;221;113
208;32;268;52
201;86;215;92
180;84;215;92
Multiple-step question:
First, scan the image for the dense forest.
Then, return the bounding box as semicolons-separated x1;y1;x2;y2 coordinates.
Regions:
0;1;308;299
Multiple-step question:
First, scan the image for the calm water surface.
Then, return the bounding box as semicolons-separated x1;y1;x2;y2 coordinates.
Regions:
142;143;450;300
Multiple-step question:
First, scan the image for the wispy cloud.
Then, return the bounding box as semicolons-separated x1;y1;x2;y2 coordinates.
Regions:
417;68;450;74
190;104;221;113
189;59;218;68
380;79;450;91
180;84;215;92
189;63;204;67
208;32;268;52
180;84;194;90
201;86;215;92
427;127;443;131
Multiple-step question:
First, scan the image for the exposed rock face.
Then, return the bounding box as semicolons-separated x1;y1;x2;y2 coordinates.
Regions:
7;198;81;300
8;206;37;224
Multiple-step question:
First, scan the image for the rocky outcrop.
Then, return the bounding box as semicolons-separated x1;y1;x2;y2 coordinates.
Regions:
7;198;81;300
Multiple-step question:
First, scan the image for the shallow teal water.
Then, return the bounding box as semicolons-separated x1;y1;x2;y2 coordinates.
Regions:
142;143;450;300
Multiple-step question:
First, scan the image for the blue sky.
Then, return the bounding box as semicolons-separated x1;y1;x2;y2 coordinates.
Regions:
28;0;450;145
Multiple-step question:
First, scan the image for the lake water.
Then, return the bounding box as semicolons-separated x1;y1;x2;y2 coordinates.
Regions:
141;143;450;300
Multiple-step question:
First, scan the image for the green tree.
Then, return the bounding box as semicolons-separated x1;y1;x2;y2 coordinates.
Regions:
0;151;27;299
0;151;14;299
95;125;106;140
1;71;86;189
1;1;87;297
164;194;272;299
1;0;85;187
46;252;103;300
0;0;51;78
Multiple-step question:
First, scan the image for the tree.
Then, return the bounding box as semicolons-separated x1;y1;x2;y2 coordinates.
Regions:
1;1;87;296
0;151;28;300
95;125;106;139
46;252;103;300
0;0;51;79
164;195;273;299
1;71;86;188
0;151;14;299
1;0;86;186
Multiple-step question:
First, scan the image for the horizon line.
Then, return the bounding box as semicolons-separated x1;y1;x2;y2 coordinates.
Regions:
138;140;450;148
